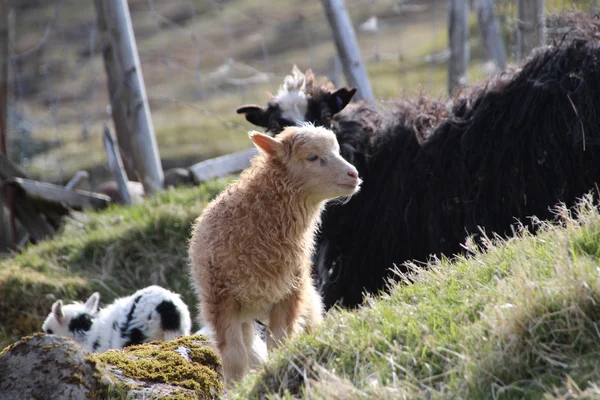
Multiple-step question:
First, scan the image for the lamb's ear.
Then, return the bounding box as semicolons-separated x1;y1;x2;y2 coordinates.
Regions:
84;292;100;313
236;105;270;128
52;300;64;323
328;87;357;114
249;130;283;157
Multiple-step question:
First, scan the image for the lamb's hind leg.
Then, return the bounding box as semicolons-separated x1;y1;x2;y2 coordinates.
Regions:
207;298;248;383
242;322;267;369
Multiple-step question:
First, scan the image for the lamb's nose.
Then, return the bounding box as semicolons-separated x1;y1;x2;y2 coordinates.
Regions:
348;170;358;179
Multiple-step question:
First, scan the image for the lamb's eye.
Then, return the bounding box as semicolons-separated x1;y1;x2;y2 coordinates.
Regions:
307;154;318;161
46;329;53;334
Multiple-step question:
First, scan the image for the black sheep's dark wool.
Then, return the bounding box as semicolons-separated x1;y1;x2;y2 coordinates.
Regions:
237;12;600;309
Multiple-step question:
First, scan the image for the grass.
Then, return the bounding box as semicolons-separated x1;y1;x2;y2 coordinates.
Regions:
229;195;600;399
0;178;233;348
13;0;513;184
3;184;600;398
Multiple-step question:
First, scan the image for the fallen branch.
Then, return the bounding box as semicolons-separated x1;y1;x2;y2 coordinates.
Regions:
189;148;258;184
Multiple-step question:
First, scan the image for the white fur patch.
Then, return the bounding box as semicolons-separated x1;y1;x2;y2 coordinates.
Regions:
42;285;192;353
275;65;309;123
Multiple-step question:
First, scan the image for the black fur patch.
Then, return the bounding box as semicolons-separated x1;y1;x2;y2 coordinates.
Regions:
68;313;93;333
92;339;101;351
120;295;142;337
123;328;146;348
155;300;181;331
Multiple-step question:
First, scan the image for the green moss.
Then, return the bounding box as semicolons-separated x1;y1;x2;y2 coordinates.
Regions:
64;373;84;387
42;343;61;354
89;335;223;398
161;391;198;400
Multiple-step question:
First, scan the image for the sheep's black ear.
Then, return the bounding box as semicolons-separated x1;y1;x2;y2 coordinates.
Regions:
52;300;64;323
85;292;100;313
328;87;357;114
236;105;270;128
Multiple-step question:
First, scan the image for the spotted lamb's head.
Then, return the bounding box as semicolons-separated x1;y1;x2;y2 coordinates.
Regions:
42;292;100;342
236;65;357;136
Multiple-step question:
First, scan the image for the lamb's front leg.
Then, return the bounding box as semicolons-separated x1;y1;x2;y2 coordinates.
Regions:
299;279;324;331
267;294;300;350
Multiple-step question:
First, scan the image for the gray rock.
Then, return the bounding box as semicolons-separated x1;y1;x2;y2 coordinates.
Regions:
0;333;105;400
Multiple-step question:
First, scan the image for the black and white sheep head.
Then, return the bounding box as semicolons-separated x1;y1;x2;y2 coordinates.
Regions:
42;292;100;341
236;65;357;136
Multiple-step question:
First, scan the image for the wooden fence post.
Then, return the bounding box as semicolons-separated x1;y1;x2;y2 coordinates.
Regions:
448;0;470;96
517;0;546;60
94;0;136;180
321;0;374;101
328;55;343;89
93;0;164;195
0;1;15;250
103;125;132;205
475;0;506;71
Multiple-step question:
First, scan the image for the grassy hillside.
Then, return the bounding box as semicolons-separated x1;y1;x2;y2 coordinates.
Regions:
6;171;598;395
230;196;600;399
3;182;600;399
0;179;233;347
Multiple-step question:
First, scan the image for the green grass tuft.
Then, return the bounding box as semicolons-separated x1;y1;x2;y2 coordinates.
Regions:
0;178;233;348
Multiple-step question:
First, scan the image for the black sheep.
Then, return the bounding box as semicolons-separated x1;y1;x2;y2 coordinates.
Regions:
237;13;600;309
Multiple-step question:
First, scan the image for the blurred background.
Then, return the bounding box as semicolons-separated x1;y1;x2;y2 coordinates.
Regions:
0;0;595;249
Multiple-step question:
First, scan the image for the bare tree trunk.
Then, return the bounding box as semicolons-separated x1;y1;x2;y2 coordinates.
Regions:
321;0;374;101
448;0;470;96
475;0;506;71
517;0;546;60
93;0;164;195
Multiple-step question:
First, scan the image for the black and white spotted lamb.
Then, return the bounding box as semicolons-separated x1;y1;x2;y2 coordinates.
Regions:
42;285;192;352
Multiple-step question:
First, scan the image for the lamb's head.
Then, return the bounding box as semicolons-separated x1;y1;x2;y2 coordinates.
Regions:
249;124;361;202
237;65;357;136
42;292;100;342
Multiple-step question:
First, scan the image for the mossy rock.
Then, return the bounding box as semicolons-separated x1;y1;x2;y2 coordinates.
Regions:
89;335;223;399
0;333;223;400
